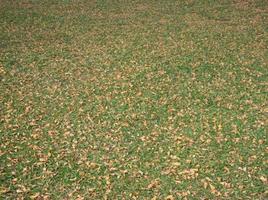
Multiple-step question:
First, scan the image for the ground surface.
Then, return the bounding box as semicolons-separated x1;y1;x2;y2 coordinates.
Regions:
0;0;267;199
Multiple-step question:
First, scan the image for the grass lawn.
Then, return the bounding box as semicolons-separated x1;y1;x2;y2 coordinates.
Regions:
0;0;267;199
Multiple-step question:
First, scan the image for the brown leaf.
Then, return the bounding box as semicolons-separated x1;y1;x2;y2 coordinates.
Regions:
147;179;160;189
165;195;174;200
0;187;9;195
30;193;40;199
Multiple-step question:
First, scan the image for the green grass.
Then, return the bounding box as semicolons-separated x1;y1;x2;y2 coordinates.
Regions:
0;0;267;199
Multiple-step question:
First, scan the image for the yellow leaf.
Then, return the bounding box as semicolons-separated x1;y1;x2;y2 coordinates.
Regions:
165;195;174;200
260;176;267;183
203;181;208;189
30;193;40;199
209;184;217;194
172;162;180;166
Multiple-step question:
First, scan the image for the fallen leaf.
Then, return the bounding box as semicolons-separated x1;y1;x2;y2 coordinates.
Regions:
165;195;174;200
30;193;40;199
147;179;160;189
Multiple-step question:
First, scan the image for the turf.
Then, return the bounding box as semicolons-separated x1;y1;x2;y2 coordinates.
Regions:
0;0;267;199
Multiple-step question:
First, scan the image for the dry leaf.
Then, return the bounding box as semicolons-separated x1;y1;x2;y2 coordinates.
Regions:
147;179;160;189
30;193;40;199
260;176;267;183
165;195;174;200
0;187;9;195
